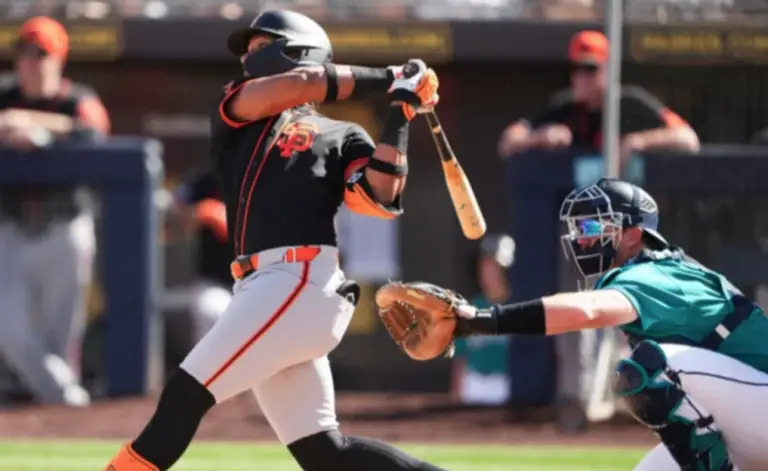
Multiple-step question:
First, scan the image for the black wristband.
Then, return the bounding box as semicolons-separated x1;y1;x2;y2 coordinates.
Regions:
379;106;409;154
349;66;393;100
495;299;547;335
367;157;408;176
323;63;339;103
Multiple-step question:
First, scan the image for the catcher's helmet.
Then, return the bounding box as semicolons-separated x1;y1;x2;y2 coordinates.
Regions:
227;10;332;75
559;178;666;287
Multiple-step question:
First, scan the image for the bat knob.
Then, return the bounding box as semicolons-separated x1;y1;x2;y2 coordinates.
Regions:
402;61;421;78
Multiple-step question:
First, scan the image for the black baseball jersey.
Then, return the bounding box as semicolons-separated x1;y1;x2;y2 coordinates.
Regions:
175;171;233;287
210;79;400;256
526;85;687;150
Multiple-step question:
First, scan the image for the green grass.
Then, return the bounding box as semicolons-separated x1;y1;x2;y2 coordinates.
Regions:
0;440;646;470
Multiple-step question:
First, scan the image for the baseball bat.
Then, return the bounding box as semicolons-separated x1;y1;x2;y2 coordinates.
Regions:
424;110;487;240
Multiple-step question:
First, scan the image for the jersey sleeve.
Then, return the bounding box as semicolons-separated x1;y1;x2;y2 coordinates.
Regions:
213;79;257;131
340;123;375;180
526;90;573;129
340;123;403;219
73;85;110;135
621;86;689;132
598;262;728;338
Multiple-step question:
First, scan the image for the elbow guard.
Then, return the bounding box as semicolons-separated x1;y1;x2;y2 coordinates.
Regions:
344;169;403;219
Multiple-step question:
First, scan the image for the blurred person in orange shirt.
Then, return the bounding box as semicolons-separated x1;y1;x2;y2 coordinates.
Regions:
0;16;110;407
498;30;699;165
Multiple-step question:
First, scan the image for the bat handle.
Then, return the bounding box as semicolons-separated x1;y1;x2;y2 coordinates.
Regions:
423;110;454;162
424;110;442;135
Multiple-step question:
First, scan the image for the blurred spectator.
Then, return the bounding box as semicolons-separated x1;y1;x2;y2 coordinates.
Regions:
497;30;700;166
0;16;110;407
160;170;232;369
450;234;514;406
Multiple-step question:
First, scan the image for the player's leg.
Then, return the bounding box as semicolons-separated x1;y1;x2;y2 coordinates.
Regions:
38;215;96;376
0;222;86;405
105;253;356;470
257;356;447;471
661;343;768;470
614;340;733;471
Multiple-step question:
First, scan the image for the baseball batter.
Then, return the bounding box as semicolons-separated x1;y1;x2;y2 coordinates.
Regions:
448;178;768;470
105;10;448;471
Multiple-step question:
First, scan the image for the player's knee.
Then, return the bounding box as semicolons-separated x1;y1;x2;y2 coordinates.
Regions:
287;430;346;470
613;340;681;427
159;367;216;420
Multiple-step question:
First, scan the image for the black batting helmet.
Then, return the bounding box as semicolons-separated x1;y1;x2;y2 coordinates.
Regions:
227;10;333;63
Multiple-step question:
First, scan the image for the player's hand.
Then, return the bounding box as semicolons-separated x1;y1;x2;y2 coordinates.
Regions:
0;126;47;151
533;124;573;149
388;59;439;120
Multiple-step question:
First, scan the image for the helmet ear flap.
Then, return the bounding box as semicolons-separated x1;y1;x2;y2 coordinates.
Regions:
242;38;301;78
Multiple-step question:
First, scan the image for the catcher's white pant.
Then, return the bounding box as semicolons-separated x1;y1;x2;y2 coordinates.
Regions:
632;344;768;471
181;246;355;444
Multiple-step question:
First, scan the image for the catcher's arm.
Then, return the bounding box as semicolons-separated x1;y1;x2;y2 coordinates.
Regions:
458;290;638;337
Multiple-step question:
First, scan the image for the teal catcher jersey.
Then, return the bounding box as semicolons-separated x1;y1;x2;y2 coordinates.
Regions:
595;249;768;374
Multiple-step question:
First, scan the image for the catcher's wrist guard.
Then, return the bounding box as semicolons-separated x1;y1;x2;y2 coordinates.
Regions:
456;300;546;337
496;300;546;335
375;281;464;361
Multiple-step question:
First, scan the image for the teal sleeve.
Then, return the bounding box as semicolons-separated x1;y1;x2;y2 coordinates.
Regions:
601;263;730;338
606;270;687;333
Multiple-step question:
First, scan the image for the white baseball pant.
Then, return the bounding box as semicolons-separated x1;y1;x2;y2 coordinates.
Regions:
180;245;355;444
632;344;768;471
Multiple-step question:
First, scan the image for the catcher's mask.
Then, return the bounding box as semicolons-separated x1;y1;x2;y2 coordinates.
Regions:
227;10;333;79
559;178;665;289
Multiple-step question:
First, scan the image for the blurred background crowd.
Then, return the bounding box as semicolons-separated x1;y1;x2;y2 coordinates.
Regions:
1;0;767;440
0;0;762;23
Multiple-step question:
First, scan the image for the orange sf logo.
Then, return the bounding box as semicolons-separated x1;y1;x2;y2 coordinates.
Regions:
276;122;318;158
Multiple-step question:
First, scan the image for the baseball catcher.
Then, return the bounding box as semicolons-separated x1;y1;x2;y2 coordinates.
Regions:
378;178;768;471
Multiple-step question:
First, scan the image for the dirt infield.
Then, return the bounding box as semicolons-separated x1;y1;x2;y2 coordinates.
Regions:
0;393;654;447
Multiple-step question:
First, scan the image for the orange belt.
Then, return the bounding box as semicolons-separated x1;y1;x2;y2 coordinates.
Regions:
230;246;322;281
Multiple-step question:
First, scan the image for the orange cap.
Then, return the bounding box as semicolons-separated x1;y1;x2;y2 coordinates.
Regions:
18;17;69;60
568;30;608;65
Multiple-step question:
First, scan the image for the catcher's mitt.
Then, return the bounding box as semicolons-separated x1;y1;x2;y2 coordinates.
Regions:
375;281;463;361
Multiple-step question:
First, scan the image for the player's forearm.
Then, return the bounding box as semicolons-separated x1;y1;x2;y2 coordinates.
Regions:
457;291;636;337
498;122;535;157
366;145;406;204
0;109;74;136
233;65;393;121
366;106;410;205
630;127;700;154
